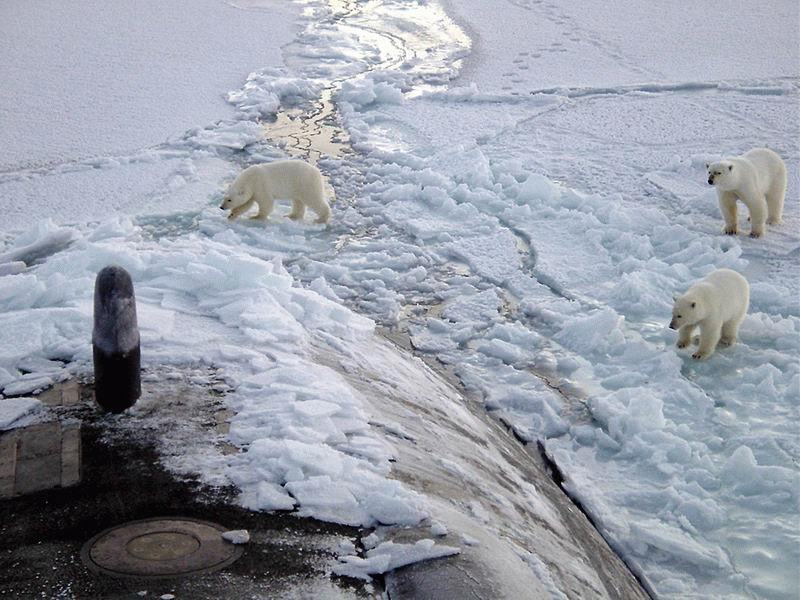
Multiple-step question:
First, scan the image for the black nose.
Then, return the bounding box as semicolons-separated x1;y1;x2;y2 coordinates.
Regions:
707;177;714;185
669;321;677;330
219;205;225;210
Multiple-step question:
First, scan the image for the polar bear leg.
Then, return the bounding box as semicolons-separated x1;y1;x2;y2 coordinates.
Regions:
299;188;331;224
677;325;694;349
719;320;739;346
313;202;331;224
250;197;274;221
766;169;786;225
718;192;738;235
287;198;306;220
694;319;721;360
720;305;747;346
742;193;767;238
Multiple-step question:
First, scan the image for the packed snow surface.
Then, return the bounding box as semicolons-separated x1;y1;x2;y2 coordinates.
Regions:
1;0;798;598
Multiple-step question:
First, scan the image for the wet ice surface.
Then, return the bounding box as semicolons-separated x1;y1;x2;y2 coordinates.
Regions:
1;0;799;598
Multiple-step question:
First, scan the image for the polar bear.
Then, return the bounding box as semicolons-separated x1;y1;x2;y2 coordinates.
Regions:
220;160;331;224
669;269;749;360
706;148;786;238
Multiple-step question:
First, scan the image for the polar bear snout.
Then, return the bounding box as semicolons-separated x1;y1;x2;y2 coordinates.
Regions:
706;162;734;187
669;319;677;330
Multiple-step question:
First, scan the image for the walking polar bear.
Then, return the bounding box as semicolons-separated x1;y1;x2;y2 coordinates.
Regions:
669;269;749;360
706;148;786;238
220;160;332;224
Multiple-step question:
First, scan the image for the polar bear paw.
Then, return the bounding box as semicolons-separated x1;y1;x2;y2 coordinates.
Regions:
692;350;711;360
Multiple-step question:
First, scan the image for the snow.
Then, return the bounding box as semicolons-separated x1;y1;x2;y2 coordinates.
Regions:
453;0;797;91
332;539;460;581
226;68;323;118
221;529;251;545
520;551;570;600
429;521;448;537
0;397;43;430
1;0;798;598
0;0;296;171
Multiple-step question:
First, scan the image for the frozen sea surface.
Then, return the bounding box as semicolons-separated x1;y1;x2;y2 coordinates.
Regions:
1;0;798;598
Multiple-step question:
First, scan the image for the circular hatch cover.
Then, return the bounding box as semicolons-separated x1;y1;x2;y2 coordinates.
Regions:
81;517;243;579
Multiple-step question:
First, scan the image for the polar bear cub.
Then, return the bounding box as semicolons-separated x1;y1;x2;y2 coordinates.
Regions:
220;160;331;224
706;148;786;238
669;269;749;360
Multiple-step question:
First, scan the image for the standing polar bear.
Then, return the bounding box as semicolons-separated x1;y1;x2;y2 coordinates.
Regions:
669;269;749;360
706;147;786;238
220;160;332;224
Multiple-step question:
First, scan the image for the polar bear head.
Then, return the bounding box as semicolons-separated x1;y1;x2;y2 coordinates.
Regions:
219;175;253;211
706;161;735;189
669;292;706;330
